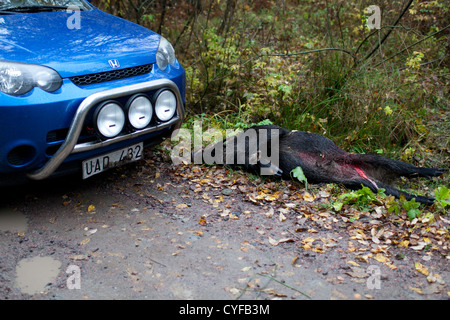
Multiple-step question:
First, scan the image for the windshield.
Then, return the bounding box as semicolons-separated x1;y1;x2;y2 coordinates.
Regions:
0;0;91;10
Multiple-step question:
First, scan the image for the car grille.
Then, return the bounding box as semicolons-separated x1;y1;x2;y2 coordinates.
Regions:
69;64;153;86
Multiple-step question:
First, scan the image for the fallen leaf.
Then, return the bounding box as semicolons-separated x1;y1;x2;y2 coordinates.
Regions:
229;213;239;220
198;216;207;226
84;228;97;236
411;242;428;251
227;287;241;295
373;253;388;263
387;263;397;270
409;287;423;294
318;190;330;198
264;192;280;202
265;207;274;218
345;266;368;278
347;260;360;267
80;238;90;245
264;288;287;297
356;254;370;263
372;236;380;244
303;192;316;202
415;262;429;276
222;188;233;196
269;237;279;246
427;273;445;284
107;252;124;258
238;186;248;193
399;240;409;247
301;237;316;250
302;237;316;244
70;254;89;261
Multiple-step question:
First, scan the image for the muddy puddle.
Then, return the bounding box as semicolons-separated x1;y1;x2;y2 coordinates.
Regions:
15;256;62;295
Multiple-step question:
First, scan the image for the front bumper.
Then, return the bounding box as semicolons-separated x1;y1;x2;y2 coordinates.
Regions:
0;76;185;183
27;79;184;180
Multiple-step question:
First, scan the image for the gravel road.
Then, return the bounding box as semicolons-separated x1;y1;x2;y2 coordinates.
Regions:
0;149;448;301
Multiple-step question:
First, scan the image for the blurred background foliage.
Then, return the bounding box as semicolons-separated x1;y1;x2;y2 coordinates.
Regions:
92;0;449;167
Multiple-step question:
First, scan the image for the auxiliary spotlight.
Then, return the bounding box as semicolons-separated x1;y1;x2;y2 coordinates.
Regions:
127;94;153;130
154;90;176;122
94;101;125;139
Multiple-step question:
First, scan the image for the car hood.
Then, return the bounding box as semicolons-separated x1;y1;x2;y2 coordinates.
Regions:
0;9;160;78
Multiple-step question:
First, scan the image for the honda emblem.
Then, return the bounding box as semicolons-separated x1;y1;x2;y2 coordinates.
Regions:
108;59;120;69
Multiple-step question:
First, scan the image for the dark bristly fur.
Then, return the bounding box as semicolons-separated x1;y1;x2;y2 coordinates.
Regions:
201;125;445;205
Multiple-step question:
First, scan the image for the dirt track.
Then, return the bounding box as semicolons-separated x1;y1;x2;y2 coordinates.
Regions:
0;149;448;300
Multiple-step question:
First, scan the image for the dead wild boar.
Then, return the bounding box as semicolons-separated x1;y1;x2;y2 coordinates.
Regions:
196;125;445;205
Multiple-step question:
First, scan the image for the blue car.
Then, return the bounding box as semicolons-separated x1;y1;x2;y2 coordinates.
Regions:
0;0;186;185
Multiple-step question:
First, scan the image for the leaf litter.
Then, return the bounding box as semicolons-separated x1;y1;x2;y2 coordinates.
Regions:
105;148;449;298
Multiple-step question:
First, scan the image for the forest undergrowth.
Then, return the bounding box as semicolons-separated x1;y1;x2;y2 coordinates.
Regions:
93;0;449;213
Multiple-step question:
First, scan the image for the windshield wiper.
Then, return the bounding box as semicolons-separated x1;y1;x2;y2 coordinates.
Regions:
0;5;74;14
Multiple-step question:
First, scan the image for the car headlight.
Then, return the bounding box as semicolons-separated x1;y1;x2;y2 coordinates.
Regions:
156;36;176;71
0;61;62;96
155;90;177;121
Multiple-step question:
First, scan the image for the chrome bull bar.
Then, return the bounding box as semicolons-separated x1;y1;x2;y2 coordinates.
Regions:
28;79;184;180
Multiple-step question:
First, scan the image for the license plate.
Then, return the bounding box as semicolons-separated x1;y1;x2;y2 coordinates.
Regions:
82;142;143;179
